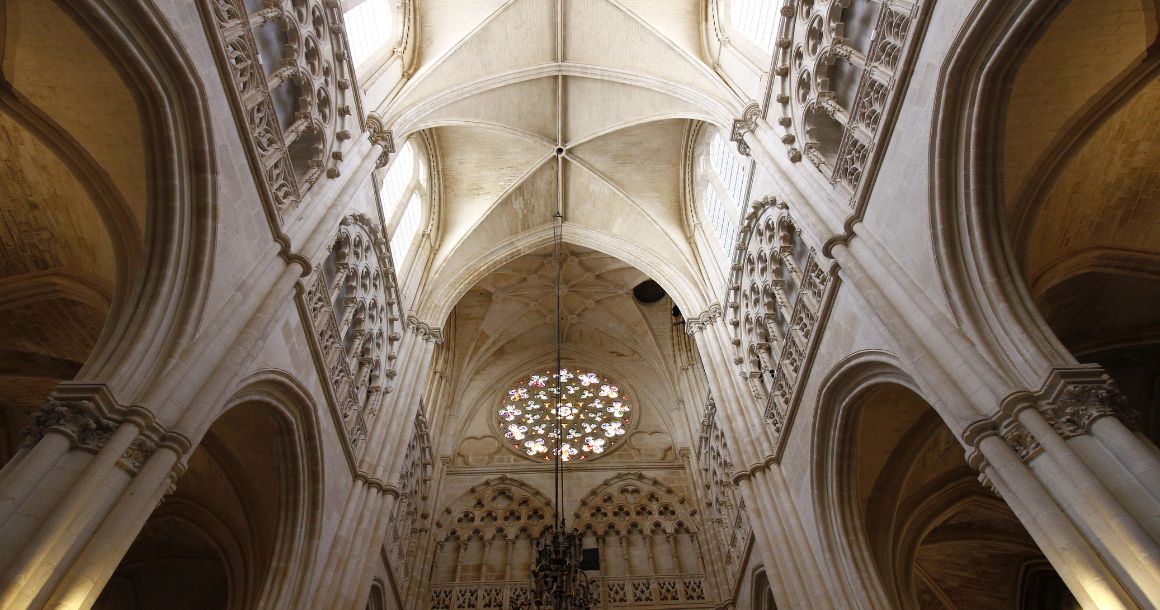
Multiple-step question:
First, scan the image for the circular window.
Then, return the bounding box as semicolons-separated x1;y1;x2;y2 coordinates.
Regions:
497;368;633;462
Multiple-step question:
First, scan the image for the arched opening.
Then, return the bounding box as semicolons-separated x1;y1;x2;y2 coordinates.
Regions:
998;0;1160;443
841;383;1076;609
95;400;312;609
751;567;777;610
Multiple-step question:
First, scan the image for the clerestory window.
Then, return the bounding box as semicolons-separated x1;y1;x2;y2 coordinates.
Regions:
730;0;778;55
702;131;751;254
342;0;394;68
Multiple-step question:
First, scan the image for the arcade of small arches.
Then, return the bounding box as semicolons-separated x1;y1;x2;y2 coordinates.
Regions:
0;0;1157;609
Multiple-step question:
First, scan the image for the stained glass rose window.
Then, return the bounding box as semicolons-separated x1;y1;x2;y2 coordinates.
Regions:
497;368;633;461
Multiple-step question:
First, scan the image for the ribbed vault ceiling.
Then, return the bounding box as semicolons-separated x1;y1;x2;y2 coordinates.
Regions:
381;0;741;321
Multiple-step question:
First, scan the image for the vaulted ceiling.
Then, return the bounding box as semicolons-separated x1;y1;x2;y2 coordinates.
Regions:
378;0;745;321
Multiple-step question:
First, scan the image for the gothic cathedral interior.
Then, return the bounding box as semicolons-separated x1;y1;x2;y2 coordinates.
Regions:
0;0;1158;608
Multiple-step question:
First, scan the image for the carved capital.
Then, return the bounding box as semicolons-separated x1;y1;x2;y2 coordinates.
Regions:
730;102;762;157
366;114;395;168
119;436;159;473
1000;420;1042;463
1042;380;1128;439
406;315;444;344
23;399;118;452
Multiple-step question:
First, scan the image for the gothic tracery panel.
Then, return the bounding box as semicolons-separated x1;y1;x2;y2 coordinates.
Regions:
572;474;713;607
300;215;402;451
727;199;835;450
768;0;927;197
201;0;360;220
427;478;553;609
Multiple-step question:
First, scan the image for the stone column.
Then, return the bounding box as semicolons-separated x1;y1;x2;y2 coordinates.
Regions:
686;306;841;609
334;318;441;610
741;119;1160;608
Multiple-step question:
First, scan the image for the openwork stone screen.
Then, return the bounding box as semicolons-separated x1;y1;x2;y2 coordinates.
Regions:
497;368;632;461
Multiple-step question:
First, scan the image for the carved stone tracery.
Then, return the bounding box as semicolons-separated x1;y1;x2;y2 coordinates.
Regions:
695;398;751;590
301;215;403;451
771;0;925;196
202;0;360;219
725;198;833;447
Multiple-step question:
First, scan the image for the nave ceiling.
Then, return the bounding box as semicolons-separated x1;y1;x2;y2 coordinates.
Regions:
375;0;744;322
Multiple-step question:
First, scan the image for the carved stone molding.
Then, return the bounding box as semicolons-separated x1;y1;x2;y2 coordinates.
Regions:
1002;367;1144;442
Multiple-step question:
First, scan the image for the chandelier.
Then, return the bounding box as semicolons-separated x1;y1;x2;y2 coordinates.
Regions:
525;209;595;610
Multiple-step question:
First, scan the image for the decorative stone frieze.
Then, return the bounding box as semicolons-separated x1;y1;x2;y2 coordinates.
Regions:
22;399;117;451
199;0;361;220
724;198;836;454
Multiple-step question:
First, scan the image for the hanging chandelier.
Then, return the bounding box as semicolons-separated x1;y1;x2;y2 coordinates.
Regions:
525;210;595;610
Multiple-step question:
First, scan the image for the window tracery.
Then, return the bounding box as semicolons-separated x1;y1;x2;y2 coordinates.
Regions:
390;192;422;267
201;0;359;219
378;141;416;219
301;215;402;451
497;368;634;462
572;474;711;606
770;0;926;197
377;138;427;269
727;199;833;451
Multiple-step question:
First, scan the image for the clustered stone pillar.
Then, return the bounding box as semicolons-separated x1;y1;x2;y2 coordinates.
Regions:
738;115;1160;608
308;317;441;610
686;305;844;609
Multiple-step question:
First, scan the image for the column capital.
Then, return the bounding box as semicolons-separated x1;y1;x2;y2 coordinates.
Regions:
1001;365;1141;439
406;314;444;344
366;114;395;169
685;302;725;336
730;102;762;156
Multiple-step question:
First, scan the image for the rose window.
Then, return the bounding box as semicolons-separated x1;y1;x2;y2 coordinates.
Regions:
497;368;633;461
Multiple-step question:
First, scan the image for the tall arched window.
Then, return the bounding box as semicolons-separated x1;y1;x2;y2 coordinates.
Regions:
379;141;415;219
378;139;426;269
390;192;422;267
701;131;751;255
342;0;394;68
730;0;778;55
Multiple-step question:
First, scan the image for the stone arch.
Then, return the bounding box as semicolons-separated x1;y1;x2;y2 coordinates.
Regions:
0;0;216;453
416;223;710;333
96;370;324;609
572;472;708;592
429;476;553;589
812;351;1072;609
929;0;1160;420
751;565;778;610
